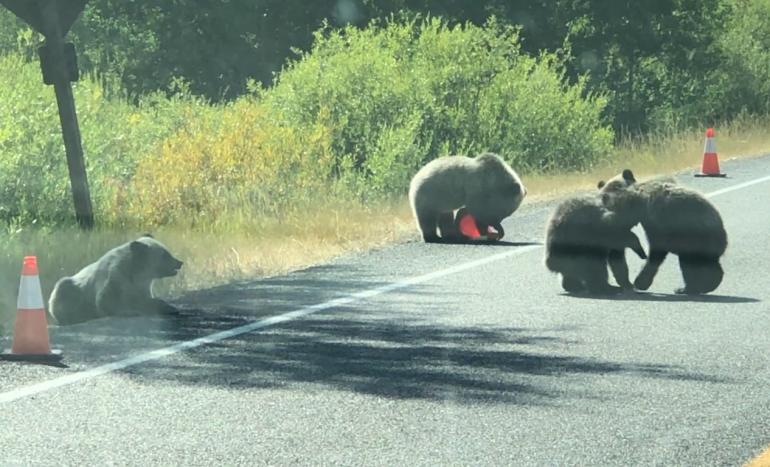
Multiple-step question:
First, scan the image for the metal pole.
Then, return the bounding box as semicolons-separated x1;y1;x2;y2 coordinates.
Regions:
40;1;94;229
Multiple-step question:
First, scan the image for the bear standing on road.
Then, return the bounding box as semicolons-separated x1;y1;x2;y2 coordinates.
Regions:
48;234;184;325
408;152;527;243
544;194;647;294
598;169;728;295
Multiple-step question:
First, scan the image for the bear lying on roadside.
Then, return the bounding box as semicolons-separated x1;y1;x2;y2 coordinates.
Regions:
49;234;184;325
597;169;727;295
545;193;647;294
408;152;526;243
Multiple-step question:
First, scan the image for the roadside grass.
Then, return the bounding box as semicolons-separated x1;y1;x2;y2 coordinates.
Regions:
1;115;769;331
523;114;770;202
0;199;414;329
745;446;770;467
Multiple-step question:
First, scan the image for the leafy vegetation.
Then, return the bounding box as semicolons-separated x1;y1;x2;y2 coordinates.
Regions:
4;0;770;132
263;19;612;198
0;18;612;226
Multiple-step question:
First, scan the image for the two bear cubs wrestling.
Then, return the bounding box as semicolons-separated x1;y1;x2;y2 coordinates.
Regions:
409;152;727;295
543;168;727;295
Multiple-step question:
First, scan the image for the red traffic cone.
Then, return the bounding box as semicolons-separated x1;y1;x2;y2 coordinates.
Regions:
1;256;62;363
695;128;727;177
456;210;502;241
458;211;482;238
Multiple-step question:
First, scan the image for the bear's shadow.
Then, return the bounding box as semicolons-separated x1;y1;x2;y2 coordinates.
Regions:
437;239;543;247
563;291;759;303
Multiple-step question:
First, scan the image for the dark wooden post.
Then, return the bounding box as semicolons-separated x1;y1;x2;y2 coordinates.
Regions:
39;1;93;229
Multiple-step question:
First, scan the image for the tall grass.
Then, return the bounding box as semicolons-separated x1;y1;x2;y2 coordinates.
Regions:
524;113;770;200
0;200;415;329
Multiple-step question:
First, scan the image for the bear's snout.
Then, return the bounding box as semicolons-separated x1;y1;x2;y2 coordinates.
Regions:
162;258;184;277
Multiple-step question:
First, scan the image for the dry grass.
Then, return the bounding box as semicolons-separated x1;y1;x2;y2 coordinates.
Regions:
524;115;770;203
1;117;769;331
155;199;416;295
745;447;770;467
0;200;416;328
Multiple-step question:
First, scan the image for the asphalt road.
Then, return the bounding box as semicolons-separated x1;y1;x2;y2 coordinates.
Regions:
1;155;769;466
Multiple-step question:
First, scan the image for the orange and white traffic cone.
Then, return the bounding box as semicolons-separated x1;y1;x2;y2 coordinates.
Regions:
455;209;502;242
457;210;482;239
1;256;62;362
695;127;727;177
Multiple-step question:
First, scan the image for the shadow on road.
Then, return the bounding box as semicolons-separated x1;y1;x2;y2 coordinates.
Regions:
429;239;543;247
28;261;729;405
563;291;760;303
116;308;729;406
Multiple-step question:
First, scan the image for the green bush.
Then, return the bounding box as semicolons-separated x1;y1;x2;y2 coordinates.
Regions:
718;0;770;115
635;0;770;132
0;54;205;225
264;17;613;198
0;17;615;228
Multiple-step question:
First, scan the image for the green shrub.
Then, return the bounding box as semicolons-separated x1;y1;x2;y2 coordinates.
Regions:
0;54;205;225
264;17;613;199
1;17;614;228
718;0;770;115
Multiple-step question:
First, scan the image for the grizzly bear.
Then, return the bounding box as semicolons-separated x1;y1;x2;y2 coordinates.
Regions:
545;194;647;294
598;169;728;294
408;152;526;243
49;234;184;325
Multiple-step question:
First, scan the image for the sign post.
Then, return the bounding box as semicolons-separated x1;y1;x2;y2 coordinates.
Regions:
0;0;94;229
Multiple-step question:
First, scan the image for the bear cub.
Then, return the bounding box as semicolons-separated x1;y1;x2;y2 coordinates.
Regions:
597;169;728;295
545;193;647;294
49;234;184;325
409;152;526;243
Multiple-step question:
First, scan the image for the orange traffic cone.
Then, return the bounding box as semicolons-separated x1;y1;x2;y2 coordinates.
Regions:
1;256;62;362
695;128;727;177
456;209;502;242
458;211;482;238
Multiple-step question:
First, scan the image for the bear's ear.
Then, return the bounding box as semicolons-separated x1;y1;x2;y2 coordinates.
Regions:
140;232;154;239
597;180;606;189
622;169;636;183
130;240;149;255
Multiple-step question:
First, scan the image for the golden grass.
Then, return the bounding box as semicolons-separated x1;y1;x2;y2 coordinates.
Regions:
154;199;416;295
524;115;770;203
1;116;769;331
745;446;770;467
0;200;416;328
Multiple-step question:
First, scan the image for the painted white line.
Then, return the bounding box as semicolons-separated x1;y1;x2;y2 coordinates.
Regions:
2;170;770;404
0;245;540;404
704;174;770;198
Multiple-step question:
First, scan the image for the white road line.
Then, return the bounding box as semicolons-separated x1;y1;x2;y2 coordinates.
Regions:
0;246;540;404
704;174;770;198
2;171;769;404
